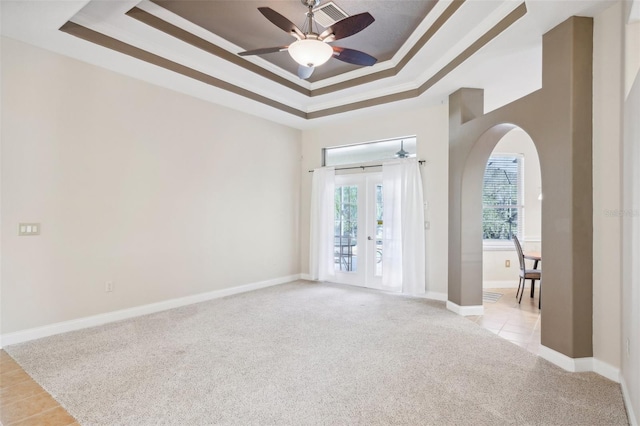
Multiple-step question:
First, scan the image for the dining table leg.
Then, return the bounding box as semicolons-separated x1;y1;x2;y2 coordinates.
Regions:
530;259;540;298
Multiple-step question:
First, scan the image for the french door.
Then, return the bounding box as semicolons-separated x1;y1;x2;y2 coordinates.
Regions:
333;173;383;289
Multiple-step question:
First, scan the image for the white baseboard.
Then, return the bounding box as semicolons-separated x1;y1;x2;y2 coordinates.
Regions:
446;301;484;316
593;358;622;383
483;280;519;289
299;275;447;302
423;291;448;301
538;345;595;373
538;345;621;383
410;292;448;302
1;274;300;347
621;376;638;426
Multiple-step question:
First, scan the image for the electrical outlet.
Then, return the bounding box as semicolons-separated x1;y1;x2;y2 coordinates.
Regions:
505;260;511;268
105;281;114;292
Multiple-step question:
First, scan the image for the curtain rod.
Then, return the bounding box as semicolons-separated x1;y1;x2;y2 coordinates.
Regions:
308;160;425;173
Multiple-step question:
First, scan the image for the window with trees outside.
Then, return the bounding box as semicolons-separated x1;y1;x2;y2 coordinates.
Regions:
483;155;523;245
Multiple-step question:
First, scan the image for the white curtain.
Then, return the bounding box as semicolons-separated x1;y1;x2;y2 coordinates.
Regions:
309;167;335;281
382;159;426;295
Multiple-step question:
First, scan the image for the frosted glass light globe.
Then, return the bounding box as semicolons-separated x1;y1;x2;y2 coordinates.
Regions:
288;39;333;67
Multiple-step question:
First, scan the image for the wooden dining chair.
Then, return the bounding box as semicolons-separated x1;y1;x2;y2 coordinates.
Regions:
513;235;542;307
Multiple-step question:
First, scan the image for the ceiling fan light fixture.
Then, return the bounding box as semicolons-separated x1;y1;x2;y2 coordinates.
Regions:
288;39;333;67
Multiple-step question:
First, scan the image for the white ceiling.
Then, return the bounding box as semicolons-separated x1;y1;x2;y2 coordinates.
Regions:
0;0;613;130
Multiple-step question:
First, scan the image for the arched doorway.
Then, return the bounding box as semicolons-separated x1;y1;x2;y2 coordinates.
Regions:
474;127;543;352
447;16;594;364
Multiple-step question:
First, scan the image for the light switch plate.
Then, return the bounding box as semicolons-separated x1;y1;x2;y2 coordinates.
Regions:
18;223;41;236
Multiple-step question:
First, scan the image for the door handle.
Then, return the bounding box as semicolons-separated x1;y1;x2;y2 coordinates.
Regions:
368;236;373;240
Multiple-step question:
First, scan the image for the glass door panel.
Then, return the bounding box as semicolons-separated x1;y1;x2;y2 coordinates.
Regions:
375;183;383;278
334;185;358;273
333;173;382;289
365;176;383;289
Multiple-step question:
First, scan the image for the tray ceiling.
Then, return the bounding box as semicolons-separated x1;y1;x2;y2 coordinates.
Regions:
150;0;438;82
0;0;614;128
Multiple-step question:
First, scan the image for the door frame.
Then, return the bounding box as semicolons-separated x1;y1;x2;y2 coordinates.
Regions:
333;172;382;289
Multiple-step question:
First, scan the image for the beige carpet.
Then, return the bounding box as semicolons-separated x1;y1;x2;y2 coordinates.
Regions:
5;281;628;425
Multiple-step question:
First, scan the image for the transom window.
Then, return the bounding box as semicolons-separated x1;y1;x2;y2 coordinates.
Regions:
323;137;416;167
482;155;523;244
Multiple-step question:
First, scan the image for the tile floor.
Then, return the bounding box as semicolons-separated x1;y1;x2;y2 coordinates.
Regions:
0;350;77;426
468;286;542;354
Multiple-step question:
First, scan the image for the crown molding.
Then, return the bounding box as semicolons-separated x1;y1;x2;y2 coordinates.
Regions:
59;1;527;120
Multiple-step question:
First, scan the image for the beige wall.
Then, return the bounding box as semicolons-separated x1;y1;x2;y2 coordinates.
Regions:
0;38;301;334
592;1;623;372
483;128;541;287
0;36;3;339
621;0;640;420
300;105;449;298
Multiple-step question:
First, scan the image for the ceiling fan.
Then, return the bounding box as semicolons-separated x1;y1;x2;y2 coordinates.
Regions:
238;0;377;80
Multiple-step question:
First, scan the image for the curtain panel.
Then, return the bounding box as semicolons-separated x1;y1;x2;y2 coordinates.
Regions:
382;159;426;294
309;167;335;281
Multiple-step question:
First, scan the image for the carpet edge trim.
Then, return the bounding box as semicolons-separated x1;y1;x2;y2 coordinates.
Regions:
0;274;301;347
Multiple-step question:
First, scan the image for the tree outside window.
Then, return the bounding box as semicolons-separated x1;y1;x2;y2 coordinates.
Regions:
483;156;523;242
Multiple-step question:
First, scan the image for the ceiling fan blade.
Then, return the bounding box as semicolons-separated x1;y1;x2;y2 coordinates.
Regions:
258;7;305;40
297;65;314;80
238;46;288;56
332;47;377;66
319;12;375;42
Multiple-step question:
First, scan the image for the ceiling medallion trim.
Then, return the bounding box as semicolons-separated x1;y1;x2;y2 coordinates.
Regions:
58;3;526;120
127;1;464;98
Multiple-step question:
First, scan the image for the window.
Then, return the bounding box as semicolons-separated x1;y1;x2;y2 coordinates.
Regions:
323;137;416;167
482;155;523;245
